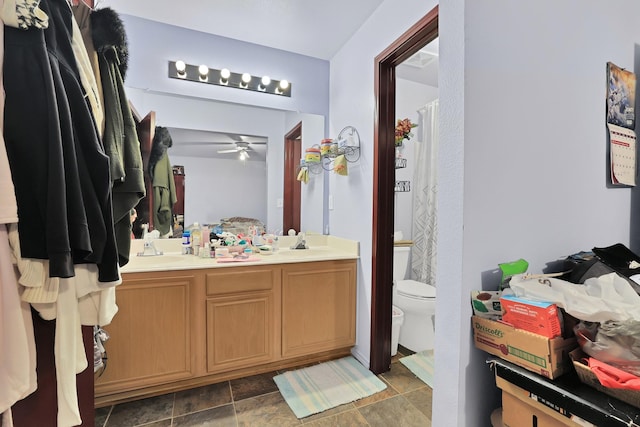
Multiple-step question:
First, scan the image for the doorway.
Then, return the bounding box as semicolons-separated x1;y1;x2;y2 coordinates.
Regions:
283;122;302;233
370;6;439;374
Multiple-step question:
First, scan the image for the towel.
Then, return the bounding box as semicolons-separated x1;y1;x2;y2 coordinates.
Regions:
334;154;348;176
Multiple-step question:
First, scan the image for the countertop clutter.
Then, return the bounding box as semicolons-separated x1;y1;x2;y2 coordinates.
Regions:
123;234;359;273
475;248;640;427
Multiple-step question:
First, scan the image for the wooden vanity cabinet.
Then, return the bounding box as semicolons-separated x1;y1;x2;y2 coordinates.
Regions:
95;259;356;406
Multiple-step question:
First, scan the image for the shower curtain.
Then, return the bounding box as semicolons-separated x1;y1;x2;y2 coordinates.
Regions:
411;99;439;286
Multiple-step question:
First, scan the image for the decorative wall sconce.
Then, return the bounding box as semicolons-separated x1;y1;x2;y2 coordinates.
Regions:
168;60;292;97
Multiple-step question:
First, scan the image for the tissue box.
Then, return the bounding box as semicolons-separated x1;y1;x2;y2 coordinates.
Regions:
500;294;562;339
471;290;502;320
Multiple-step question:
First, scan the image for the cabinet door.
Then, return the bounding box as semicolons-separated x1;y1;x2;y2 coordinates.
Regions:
282;260;356;358
206;292;277;372
205;266;281;373
95;272;197;395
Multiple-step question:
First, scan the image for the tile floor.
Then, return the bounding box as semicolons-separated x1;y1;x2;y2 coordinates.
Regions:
95;347;432;427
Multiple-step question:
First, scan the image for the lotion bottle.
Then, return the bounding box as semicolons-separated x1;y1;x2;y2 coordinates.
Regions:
191;222;201;256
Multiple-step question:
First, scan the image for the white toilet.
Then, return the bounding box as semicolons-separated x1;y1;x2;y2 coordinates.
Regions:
393;245;436;352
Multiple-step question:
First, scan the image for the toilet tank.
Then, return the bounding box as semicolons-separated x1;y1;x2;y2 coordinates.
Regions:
393;246;411;282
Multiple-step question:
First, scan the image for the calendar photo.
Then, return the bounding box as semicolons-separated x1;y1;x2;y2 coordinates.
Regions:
607;62;636;129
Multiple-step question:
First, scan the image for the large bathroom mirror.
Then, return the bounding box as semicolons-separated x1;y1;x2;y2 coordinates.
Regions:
127;88;326;236
119;13;328;238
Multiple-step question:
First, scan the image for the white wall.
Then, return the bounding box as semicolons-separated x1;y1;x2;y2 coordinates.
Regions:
329;0;437;373
439;1;640;425
394;78;438;241
334;0;640;426
121;15;330;116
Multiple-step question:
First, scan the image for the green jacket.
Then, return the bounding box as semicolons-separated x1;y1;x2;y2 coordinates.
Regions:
153;153;177;236
99;45;145;265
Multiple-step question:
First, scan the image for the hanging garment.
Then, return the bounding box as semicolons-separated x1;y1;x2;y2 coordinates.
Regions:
70;10;103;137
151;127;177;236
3;0;120;282
0;232;37;421
92;7;145;266
153;152;177;236
72;0;104;136
8;223;120;427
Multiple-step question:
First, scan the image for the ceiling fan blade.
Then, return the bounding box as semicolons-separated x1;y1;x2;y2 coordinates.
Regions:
217;148;239;153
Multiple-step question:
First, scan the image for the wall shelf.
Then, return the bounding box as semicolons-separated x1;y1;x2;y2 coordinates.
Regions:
321;126;361;171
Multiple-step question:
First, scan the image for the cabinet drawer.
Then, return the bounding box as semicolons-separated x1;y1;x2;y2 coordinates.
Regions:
206;266;278;296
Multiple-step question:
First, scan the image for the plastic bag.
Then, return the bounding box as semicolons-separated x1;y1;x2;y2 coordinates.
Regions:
575;321;640;376
510;272;640;323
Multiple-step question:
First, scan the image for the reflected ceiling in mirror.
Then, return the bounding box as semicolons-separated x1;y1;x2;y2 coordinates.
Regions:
166;127;268;161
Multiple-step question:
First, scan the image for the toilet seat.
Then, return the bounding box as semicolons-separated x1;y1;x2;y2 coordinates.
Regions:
396;280;436;299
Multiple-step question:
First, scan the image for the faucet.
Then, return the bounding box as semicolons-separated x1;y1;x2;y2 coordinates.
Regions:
290;232;308;250
138;229;163;256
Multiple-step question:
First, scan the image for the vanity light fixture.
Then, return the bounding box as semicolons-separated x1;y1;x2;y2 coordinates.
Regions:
168;61;292;97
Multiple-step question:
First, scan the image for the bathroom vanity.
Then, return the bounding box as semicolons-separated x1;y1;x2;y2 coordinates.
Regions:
94;236;358;407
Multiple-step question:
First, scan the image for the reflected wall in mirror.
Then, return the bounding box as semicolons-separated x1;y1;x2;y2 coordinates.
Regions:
167;127;268;231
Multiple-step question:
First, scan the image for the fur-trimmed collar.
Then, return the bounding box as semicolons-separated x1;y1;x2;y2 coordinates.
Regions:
91;7;129;79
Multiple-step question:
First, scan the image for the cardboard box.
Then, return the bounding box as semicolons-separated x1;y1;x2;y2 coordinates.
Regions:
570;348;640;409
502;391;573;427
497;376;591;426
500;294;562;338
472;315;576;379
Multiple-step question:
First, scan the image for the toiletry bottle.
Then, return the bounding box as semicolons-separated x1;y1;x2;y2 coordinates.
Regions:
182;230;191;255
191;222;201;256
201;225;210;253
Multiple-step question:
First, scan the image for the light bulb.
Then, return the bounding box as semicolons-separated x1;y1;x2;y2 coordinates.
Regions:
239;151;247;160
241;73;252;83
175;60;186;77
261;76;271;86
198;64;209;76
218;68;230;85
279;79;290;90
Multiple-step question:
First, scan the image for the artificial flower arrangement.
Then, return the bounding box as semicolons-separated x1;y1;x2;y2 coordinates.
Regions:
395;118;417;146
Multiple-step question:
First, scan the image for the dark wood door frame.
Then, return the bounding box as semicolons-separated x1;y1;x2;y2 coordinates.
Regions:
370;6;439;374
283;122;302;233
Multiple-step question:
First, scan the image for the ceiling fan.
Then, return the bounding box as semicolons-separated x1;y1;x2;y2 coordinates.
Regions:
217;141;252;159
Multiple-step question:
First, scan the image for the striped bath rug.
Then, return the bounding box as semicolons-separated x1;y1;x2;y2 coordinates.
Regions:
400;350;434;388
273;356;387;419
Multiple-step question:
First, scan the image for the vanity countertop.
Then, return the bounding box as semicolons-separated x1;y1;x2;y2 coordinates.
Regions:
121;234;359;273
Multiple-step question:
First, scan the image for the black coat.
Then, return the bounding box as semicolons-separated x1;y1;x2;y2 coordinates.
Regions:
4;0;119;282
